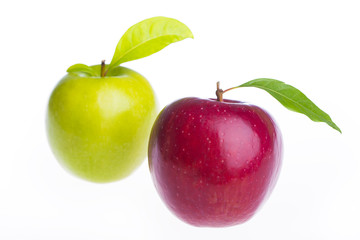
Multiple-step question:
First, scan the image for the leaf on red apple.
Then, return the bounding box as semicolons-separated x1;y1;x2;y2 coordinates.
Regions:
108;16;193;70
239;78;342;133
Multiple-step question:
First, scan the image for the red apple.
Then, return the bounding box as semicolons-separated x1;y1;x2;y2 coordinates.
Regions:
148;97;282;227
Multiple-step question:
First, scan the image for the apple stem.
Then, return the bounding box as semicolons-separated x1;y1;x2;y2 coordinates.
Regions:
101;60;106;77
216;81;224;102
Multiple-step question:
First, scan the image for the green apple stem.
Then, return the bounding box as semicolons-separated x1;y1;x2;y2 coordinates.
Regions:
101;60;106;77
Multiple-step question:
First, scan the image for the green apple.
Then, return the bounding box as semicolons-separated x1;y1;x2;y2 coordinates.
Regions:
47;65;157;182
46;17;193;182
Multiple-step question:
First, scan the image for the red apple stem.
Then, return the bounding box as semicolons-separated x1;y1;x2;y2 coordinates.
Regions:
216;81;224;102
101;60;106;77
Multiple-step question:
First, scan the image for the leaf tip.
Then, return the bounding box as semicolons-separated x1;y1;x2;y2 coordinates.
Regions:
66;66;73;73
187;30;194;39
334;125;342;134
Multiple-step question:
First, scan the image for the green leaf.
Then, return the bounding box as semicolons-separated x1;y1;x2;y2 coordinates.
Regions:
67;64;97;76
109;16;193;69
238;78;341;133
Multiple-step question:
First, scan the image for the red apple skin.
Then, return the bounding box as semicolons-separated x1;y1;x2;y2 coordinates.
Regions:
148;97;282;227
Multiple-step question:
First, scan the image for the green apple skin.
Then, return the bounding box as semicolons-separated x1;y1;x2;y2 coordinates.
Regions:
46;65;158;183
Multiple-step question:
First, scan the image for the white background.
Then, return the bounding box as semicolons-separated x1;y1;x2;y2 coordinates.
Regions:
1;0;359;239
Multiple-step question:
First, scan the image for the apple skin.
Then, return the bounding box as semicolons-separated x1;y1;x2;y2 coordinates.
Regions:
47;65;157;183
148;97;282;227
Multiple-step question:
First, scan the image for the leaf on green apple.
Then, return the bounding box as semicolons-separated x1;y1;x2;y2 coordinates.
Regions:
67;64;97;76
108;16;193;70
239;78;341;133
